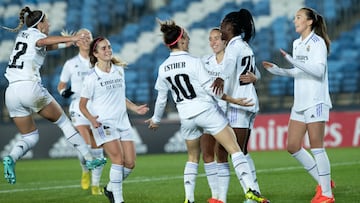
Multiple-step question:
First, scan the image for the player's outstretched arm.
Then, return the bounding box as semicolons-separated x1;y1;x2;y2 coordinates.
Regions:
145;118;159;131
126;98;149;115
221;94;254;107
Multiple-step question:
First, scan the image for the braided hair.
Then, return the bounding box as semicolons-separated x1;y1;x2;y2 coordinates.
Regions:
1;6;44;32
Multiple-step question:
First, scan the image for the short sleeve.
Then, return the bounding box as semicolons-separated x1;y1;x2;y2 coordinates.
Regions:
59;60;71;83
80;75;93;99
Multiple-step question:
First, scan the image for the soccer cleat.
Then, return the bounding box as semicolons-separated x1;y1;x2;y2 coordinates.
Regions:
91;185;103;195
311;194;335;203
313;180;336;201
81;171;90;190
104;185;115;203
207;198;219;203
3;156;16;184
245;189;270;203
184;199;195;203
85;157;107;170
330;180;336;189
244;200;258;203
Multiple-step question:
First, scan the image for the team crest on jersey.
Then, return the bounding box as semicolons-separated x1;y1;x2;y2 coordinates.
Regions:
104;126;111;136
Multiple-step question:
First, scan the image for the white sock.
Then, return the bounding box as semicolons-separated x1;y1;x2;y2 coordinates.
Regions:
217;162;230;203
184;162;198;202
91;148;104;186
245;154;260;193
311;148;332;197
204;161;218;198
106;181;112;191
77;145;90;172
292;148;319;183
231;152;255;193
110;164;124;203
9;129;39;161
107;166;132;185
123;167;133;180
53;113;91;160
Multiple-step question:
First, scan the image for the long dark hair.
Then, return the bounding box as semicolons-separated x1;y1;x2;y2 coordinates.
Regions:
222;8;256;43
301;7;331;54
1;6;44;32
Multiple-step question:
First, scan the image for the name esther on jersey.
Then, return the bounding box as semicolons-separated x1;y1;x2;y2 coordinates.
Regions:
164;62;186;72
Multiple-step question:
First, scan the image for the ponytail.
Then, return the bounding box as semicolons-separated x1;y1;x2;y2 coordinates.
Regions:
158;19;183;49
0;6;30;32
222;8;256;43
301;7;331;54
1;6;45;32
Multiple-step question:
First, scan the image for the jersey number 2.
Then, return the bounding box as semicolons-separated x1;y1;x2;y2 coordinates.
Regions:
8;42;28;69
239;55;255;86
166;74;196;102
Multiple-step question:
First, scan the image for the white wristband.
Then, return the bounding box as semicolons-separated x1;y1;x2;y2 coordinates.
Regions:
59;88;65;95
58;43;66;49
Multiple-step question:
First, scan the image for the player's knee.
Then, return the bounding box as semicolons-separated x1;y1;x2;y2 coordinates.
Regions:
287;144;301;154
202;150;215;163
124;160;135;169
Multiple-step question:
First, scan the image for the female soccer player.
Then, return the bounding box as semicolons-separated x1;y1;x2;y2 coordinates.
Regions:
145;19;269;203
262;7;335;203
201;27;259;203
80;36;149;203
57;29;104;195
200;27;230;203
2;6;106;185
211;9;263;201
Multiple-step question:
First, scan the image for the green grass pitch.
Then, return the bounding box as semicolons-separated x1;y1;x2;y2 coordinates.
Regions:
0;147;359;203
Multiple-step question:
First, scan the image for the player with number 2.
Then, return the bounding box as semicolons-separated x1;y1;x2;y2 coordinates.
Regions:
2;6;106;185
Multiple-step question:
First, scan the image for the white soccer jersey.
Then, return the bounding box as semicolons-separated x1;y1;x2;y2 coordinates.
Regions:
5;28;47;83
221;36;259;113
59;54;91;99
267;31;332;111
81;64;131;130
152;51;219;122
202;54;227;112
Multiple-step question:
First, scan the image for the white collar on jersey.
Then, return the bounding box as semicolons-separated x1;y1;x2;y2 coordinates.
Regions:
170;50;188;56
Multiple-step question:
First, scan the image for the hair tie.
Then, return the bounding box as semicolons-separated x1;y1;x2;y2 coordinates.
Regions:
30;11;44;28
166;28;183;46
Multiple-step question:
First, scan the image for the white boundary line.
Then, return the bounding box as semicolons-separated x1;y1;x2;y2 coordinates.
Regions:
0;161;358;194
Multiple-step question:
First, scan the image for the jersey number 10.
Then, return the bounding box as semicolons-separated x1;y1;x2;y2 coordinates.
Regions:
166;74;197;102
